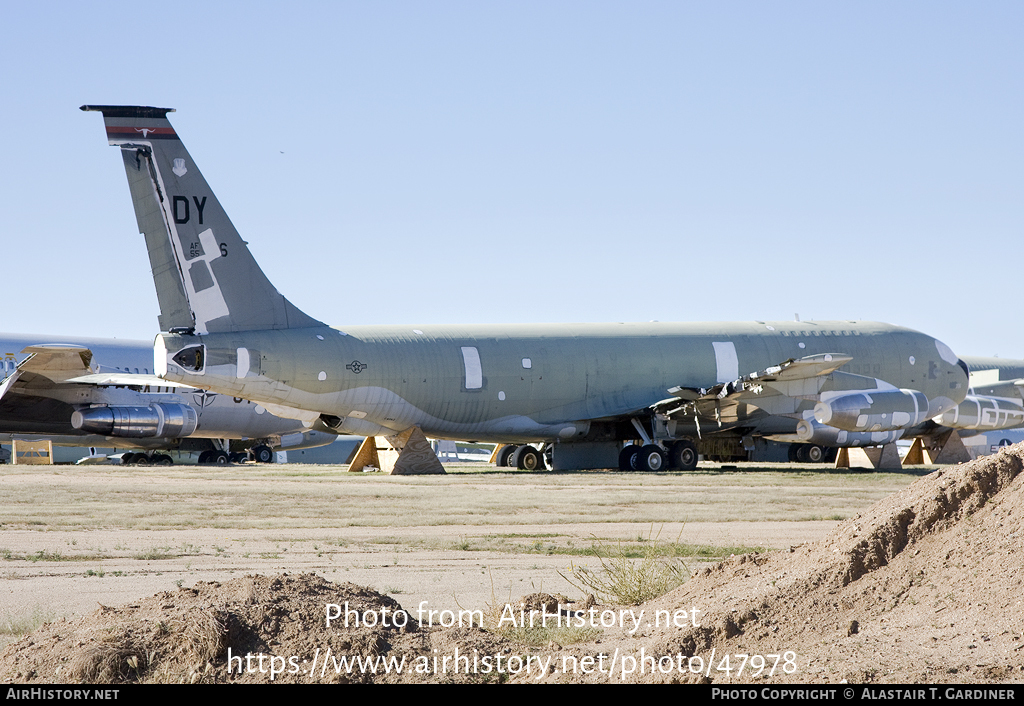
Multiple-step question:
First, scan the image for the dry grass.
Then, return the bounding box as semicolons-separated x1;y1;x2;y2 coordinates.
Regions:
559;526;691;605
0;462;924;530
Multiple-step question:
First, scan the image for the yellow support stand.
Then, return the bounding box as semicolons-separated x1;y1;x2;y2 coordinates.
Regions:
347;427;446;475
12;439;53;465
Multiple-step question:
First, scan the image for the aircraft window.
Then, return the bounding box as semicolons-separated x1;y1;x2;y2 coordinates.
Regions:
522;358;532;369
461;347;482;389
823;331;831;336
135;368;140;374
812;331;820;336
781;331;789;337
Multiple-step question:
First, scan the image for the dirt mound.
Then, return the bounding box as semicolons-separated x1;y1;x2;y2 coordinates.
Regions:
595;443;1024;684
4;445;1024;684
0;574;511;684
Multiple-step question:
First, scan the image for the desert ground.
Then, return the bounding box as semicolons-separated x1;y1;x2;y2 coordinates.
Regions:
2;451;1022;684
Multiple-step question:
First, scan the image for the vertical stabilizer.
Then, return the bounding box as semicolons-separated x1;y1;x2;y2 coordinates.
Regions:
82;105;323;334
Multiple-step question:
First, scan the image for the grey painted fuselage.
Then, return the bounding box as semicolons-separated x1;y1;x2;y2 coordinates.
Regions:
156;319;966;444
83;104;970;460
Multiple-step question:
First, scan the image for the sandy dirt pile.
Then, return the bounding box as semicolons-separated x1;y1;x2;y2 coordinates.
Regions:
578;442;1024;684
3;445;1024;684
1;573;515;684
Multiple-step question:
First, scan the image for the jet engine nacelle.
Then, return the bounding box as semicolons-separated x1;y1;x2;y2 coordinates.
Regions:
936;395;1024;431
72;404;199;438
813;389;929;432
795;418;905;447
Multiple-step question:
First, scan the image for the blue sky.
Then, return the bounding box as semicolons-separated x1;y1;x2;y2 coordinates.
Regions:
1;1;1021;357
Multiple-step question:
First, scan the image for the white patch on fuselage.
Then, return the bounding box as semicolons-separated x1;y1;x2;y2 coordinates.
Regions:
461;346;482;389
236;348;250;379
712;342;738;383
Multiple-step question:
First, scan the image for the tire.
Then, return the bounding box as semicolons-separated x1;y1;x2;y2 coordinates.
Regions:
618;444;640;471
210;451;230;465
154;454;174;466
121;453;138;465
638;444;666;472
668;440;698;471
496;445;516;467
252;445;274;464
805;444;825;463
511;445;542;470
787;444;801;463
197;450;212;465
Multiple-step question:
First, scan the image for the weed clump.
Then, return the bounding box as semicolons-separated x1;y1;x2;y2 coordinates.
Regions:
559;527;690;605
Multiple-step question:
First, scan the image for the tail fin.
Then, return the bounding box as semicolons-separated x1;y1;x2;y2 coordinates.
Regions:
81;105;323;334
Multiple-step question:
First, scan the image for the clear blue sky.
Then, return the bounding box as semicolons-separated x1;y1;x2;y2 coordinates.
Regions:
1;1;1021;358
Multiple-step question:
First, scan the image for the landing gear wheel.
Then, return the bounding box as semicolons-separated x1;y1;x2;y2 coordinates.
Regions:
668;440;698;470
795;445;810;463
510;445;543;470
495;445;516;467
198;450;212;465
638;444;666;472
154;454;174;466
618;444;640;471
121;453;138;465
251;445;274;464
207;450;230;465
788;443;801;463
805;444;825;463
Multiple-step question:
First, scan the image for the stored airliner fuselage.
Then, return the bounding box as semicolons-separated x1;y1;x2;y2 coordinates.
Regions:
155;320;968;445
83;104;970;471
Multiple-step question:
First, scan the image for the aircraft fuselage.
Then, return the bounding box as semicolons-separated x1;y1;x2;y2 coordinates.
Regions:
156;320;968;443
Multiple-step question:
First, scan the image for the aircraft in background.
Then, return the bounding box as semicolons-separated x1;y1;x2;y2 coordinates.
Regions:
937;356;1024;434
84;105;973;471
0;333;334;464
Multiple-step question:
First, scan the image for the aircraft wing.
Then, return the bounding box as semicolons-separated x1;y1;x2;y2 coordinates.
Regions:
0;345;192;407
0;344;98;404
17;345;95;382
970;378;1024;400
652;353;853;423
65;372;193;389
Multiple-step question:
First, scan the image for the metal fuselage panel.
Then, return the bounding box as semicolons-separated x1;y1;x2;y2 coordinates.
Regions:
159;320;967;443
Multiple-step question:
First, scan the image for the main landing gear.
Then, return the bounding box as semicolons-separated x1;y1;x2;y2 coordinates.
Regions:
496;444;547;470
618;439;698;471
